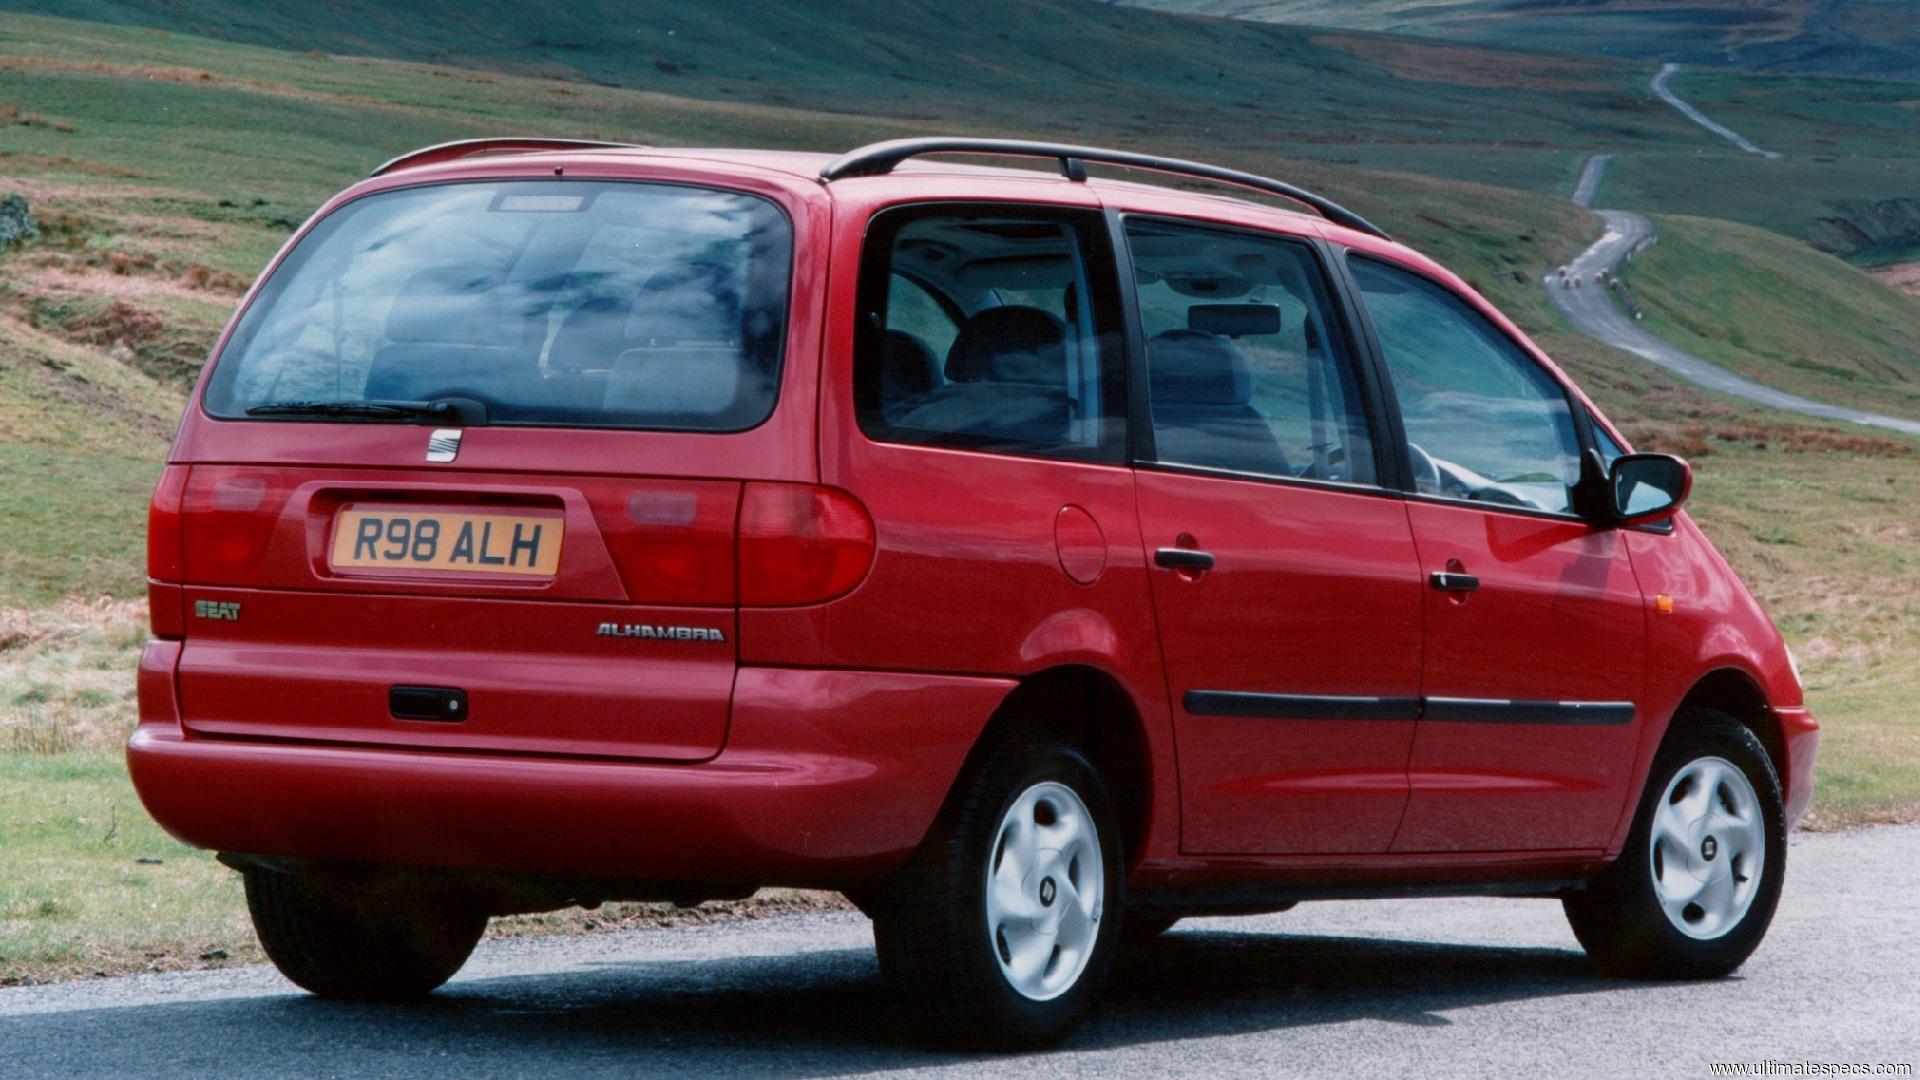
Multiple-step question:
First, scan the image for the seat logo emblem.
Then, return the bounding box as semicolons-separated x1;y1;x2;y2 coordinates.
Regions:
426;428;462;463
194;600;242;621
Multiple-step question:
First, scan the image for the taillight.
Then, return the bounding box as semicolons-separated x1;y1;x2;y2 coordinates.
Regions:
147;465;189;581
737;482;875;607
181;467;293;583
588;482;739;606
147;465;190;638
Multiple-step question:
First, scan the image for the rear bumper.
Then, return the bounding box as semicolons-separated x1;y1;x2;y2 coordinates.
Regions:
129;640;1011;887
1777;704;1819;830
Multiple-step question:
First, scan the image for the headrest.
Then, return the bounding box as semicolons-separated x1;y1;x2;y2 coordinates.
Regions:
1148;329;1252;406
880;330;941;400
385;267;503;345
631;262;740;345
945;305;1066;385
549;296;632;374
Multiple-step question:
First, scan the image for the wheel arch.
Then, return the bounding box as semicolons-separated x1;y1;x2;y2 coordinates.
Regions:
1671;666;1785;787
964;663;1159;867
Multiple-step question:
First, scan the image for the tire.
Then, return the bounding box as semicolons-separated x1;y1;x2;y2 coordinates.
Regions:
873;738;1124;1049
244;866;488;1000
1563;709;1787;978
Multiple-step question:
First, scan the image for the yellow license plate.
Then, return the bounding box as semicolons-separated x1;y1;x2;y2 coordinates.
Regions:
330;507;563;577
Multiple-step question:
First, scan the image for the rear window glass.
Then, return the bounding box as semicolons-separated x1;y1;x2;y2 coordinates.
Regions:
202;180;793;431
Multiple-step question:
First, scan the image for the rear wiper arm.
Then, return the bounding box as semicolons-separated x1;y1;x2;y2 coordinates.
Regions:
246;399;462;422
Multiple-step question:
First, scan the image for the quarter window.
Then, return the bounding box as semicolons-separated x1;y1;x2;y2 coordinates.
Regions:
1125;218;1376;485
1350;256;1582;514
855;209;1123;459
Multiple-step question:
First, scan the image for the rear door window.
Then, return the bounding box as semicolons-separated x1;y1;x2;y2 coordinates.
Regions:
202;180;793;432
1125;217;1377;486
854;207;1125;460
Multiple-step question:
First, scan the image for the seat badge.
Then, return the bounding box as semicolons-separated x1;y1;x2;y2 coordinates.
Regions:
426;428;462;463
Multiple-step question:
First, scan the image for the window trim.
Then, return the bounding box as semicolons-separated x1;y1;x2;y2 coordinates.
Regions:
199;176;799;435
1337;248;1599;523
1108;210;1403;498
852;200;1131;466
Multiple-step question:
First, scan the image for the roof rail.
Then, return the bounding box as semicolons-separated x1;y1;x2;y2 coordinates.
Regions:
370;138;650;178
818;137;1388;240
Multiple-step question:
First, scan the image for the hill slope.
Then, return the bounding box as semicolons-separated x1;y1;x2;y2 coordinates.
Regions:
1117;1;1920;79
0;0;1704;198
12;0;1917;265
1621;214;1920;420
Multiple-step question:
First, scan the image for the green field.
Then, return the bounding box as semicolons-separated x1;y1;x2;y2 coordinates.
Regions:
1;4;1918;984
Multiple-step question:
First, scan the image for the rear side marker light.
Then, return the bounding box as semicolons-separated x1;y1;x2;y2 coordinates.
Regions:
738;483;875;607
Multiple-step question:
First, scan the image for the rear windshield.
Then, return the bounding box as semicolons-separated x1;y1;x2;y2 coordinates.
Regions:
203;180;793;431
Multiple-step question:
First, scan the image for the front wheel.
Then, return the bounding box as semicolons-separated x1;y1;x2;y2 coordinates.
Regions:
873;739;1123;1049
244;866;487;1000
1563;710;1787;978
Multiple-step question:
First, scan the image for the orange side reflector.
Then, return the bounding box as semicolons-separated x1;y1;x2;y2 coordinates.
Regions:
1655;594;1675;614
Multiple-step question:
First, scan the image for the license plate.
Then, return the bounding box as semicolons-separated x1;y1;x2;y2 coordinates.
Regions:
330;507;563;577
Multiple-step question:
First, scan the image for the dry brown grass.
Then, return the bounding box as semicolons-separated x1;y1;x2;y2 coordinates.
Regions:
0;55;400;112
1623;417;1915;462
1311;33;1612;92
1871;262;1920;299
0;597;146;755
0;100;78;132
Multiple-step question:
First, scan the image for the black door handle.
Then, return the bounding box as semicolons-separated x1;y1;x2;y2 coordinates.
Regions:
1155;547;1216;572
1429;571;1480;592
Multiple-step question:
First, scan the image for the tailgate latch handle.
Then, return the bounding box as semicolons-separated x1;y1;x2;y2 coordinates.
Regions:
390;686;469;722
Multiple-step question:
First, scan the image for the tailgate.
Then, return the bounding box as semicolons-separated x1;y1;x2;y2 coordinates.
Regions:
174;465;739;761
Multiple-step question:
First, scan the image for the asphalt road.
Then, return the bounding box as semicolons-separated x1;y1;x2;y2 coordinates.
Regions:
1549;158;1920;438
5;824;1916;1078
1651;63;1783;160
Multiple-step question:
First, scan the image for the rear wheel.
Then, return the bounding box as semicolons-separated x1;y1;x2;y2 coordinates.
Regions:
1563;710;1786;978
873;738;1123;1049
244;866;487;1000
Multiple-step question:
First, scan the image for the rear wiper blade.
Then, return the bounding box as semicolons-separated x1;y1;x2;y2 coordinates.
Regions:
245;399;457;421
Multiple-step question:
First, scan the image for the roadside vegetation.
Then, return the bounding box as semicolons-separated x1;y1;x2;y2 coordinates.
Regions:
1;6;1917;984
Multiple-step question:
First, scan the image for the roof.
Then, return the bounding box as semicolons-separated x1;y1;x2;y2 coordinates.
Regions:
365;138;1394;247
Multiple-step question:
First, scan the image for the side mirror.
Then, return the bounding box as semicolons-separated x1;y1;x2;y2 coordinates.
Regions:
1609;453;1691;525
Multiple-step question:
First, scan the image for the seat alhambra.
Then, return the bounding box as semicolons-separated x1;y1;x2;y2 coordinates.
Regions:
131;137;1816;1047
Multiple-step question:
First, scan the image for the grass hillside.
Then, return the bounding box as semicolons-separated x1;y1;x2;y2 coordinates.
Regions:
1617;215;1920;420
14;0;1917;265
1598;66;1920;262
1118;1;1920;79
0;8;1916;982
0;0;1714;198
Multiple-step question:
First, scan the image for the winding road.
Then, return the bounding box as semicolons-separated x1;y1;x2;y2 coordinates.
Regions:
1651;63;1783;160
3;825;1916;1077
1549;81;1920;438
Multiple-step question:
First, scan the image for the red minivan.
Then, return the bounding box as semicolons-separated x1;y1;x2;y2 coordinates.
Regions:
131;137;1817;1047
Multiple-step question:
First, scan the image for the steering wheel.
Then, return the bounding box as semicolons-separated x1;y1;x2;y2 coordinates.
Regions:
1407;442;1444;496
1471;486;1531;508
